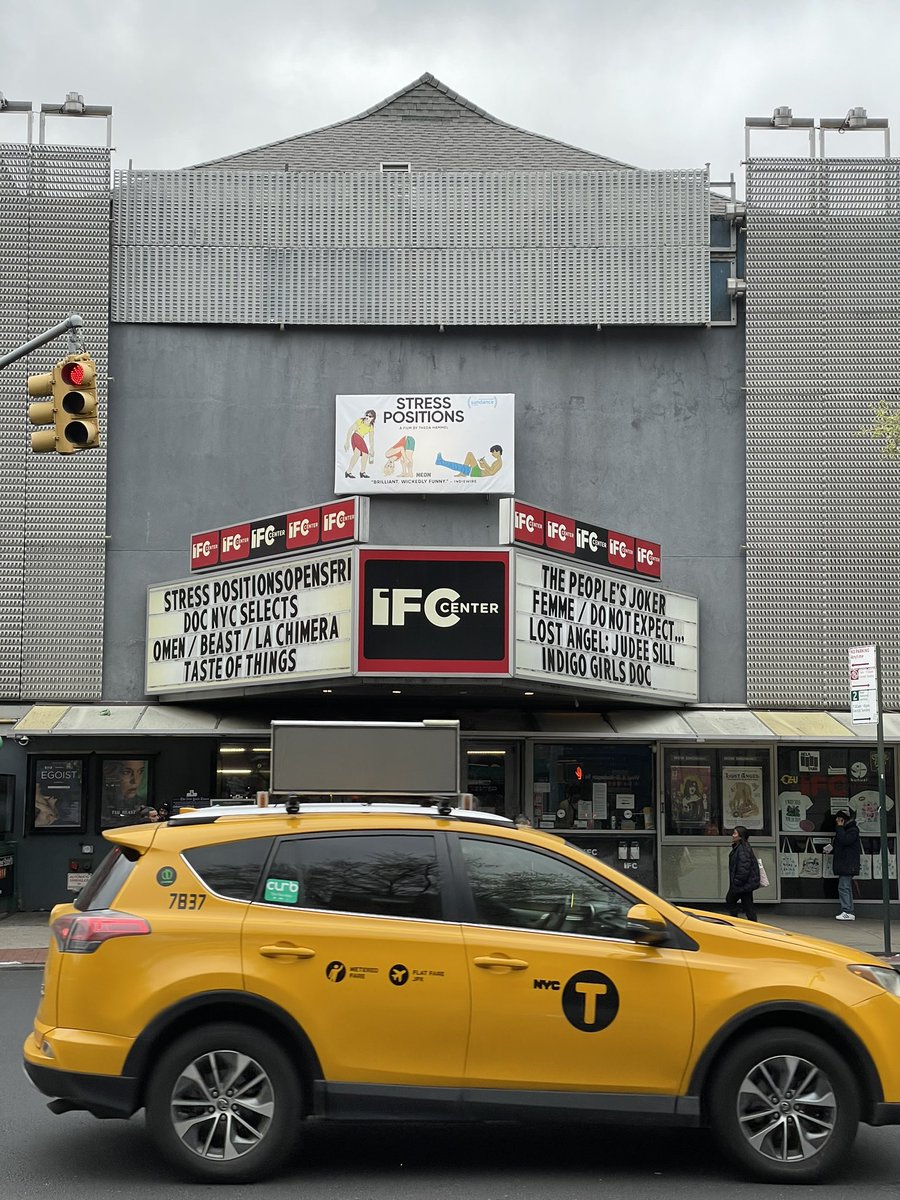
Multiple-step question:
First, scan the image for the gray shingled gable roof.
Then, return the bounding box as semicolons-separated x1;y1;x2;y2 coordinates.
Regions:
191;72;635;173
190;72;728;212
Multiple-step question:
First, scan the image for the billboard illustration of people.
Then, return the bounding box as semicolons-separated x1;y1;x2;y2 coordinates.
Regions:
335;394;514;495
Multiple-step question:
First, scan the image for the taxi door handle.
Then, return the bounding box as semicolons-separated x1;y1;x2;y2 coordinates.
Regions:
258;943;316;959
473;955;529;970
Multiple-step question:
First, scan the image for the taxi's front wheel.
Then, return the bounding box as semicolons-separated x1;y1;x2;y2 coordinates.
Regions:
145;1022;302;1183
709;1027;859;1183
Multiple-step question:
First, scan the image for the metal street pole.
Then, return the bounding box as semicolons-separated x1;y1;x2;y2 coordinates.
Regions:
0;314;84;370
875;646;892;956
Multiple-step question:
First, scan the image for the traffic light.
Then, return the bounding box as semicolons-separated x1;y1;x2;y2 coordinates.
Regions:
27;354;99;454
57;355;99;452
26;367;56;452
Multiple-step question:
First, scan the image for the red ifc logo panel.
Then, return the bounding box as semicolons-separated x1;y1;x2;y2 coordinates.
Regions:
635;538;661;578
220;523;251;563
545;512;576;555
285;506;320;550
321;499;355;543
191;532;219;568
513;502;545;546
607;531;635;571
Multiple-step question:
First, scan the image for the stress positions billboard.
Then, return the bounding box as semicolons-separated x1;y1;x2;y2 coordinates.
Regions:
514;550;698;702
335;394;515;496
357;549;510;675
146;550;353;695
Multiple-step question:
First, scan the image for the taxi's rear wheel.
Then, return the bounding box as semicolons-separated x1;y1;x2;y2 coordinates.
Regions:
145;1022;301;1183
709;1027;859;1183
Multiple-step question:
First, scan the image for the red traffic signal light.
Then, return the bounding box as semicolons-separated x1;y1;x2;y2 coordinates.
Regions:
61;360;87;387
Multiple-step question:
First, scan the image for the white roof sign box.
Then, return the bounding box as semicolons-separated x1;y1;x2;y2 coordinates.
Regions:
270;720;461;795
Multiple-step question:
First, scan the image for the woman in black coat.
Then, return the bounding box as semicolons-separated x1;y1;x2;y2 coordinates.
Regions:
726;824;760;921
831;810;861;920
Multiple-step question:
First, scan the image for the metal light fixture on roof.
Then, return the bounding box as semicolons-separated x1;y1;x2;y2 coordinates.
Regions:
63;91;86;114
772;105;794;128
819;108;890;155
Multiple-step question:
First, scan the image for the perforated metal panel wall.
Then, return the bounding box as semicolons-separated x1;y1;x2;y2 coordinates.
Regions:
746;157;900;708
0;143;109;701
111;169;710;326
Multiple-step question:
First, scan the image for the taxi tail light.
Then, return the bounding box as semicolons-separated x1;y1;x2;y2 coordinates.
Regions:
51;910;151;954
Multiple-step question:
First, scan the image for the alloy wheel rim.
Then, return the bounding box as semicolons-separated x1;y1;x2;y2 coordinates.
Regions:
736;1053;837;1162
169;1049;275;1160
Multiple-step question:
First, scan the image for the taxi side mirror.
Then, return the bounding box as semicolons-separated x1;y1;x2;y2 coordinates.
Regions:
626;903;669;946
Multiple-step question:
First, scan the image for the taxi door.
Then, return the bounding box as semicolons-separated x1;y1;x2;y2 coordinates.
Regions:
454;834;695;1095
241;830;470;1088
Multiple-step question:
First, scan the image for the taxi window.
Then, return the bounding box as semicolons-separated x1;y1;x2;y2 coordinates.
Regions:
458;837;633;937
263;833;442;920
183;837;275;901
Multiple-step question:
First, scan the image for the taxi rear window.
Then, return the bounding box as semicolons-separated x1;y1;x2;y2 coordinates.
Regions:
74;845;138;911
183;837;275;900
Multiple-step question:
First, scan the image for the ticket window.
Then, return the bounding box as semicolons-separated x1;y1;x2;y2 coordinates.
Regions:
464;744;520;819
530;744;654;833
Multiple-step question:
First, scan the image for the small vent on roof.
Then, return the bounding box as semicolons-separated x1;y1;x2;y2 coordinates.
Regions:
380;162;410;173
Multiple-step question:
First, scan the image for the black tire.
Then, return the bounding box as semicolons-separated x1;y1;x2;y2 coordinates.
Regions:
708;1026;859;1184
145;1022;302;1183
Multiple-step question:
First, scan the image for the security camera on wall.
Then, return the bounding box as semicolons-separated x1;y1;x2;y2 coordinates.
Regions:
16;735;29;747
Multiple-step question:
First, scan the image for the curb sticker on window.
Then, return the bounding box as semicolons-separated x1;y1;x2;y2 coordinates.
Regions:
562;970;619;1032
264;878;300;904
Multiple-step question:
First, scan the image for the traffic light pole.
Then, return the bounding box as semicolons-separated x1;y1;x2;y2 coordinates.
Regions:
0;313;84;370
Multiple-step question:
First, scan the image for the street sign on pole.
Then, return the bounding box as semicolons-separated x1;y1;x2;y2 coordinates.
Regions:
849;644;892;956
848;645;879;723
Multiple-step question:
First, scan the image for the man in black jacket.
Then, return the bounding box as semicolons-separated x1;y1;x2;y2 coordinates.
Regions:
830;810;861;921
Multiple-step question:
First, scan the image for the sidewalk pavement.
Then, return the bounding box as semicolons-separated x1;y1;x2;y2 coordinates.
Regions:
1;908;899;967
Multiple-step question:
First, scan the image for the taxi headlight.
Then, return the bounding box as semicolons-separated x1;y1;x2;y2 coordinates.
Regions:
848;964;900;996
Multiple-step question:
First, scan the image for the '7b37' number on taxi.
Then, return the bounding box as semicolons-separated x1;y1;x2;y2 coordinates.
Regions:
169;893;206;910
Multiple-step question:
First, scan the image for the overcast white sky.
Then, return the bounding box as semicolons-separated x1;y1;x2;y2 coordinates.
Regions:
3;0;898;181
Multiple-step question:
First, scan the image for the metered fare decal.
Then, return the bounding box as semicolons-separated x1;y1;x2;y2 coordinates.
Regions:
324;961;445;984
514;550;698;702
146;550;353;694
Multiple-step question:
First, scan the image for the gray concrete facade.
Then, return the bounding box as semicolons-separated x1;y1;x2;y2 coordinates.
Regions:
105;320;746;704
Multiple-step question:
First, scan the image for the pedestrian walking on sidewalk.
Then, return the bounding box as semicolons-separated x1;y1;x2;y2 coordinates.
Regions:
829;809;861;921
726;825;760;921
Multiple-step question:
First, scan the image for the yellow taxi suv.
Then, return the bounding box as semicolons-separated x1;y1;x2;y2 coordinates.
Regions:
24;801;900;1184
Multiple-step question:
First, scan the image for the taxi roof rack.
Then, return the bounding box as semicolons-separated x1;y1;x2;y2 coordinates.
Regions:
169;796;514;828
